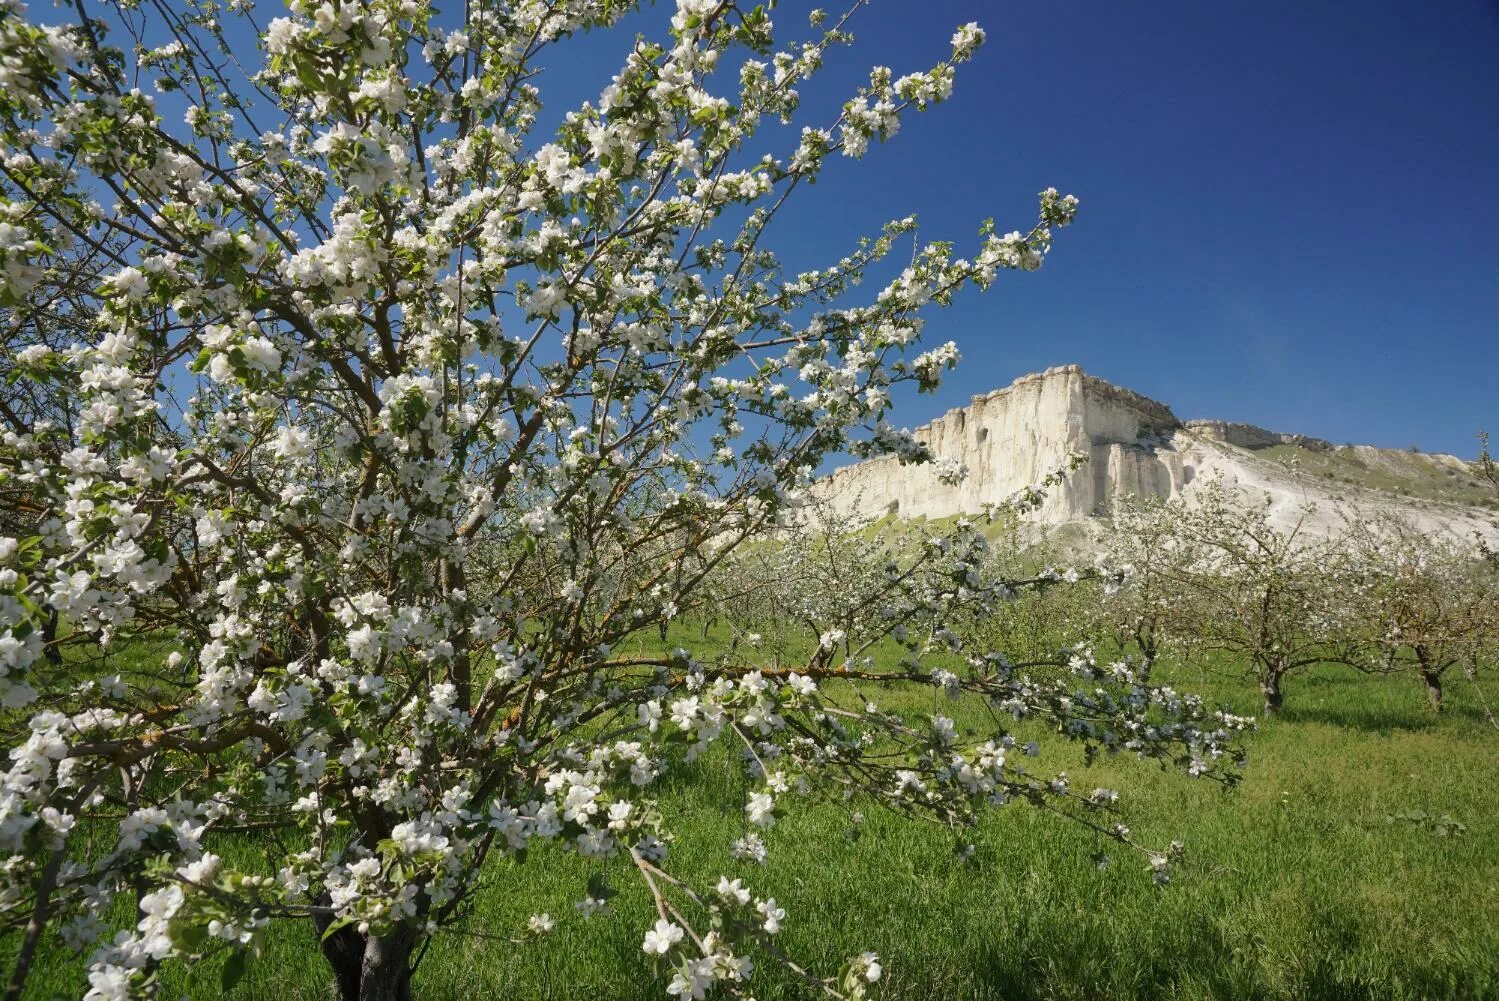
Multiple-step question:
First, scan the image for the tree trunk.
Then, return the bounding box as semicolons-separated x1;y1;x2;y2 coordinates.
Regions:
315;901;416;1001
41;605;61;664
356;931;415;1001
1260;672;1283;717
1135;624;1157;683
1420;668;1444;713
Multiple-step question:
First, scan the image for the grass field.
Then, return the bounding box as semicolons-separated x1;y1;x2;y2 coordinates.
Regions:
10;635;1499;1001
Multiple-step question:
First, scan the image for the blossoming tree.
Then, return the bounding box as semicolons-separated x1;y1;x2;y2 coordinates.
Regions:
1112;481;1364;717
1092;493;1216;680
0;2;1248;999
1344;515;1496;712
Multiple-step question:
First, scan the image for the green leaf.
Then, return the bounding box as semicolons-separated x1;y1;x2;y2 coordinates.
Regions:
319;915;357;943
175;922;209;951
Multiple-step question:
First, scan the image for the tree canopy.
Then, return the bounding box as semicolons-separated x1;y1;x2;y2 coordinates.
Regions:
0;3;1247;999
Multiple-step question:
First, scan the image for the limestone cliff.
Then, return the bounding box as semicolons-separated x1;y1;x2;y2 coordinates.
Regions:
814;365;1499;544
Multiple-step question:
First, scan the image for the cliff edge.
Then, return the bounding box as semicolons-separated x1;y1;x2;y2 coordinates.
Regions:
814;366;1499;543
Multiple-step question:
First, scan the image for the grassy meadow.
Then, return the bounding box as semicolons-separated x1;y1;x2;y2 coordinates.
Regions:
9;630;1499;1001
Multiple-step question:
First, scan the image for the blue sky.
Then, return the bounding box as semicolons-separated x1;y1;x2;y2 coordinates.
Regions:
588;0;1494;458
752;0;1499;458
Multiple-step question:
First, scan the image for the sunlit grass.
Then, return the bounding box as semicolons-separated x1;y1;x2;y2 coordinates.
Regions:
9;629;1499;1000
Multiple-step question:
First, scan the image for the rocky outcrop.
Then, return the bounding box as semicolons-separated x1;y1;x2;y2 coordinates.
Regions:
814;366;1499;545
817;366;1181;525
1183;420;1334;453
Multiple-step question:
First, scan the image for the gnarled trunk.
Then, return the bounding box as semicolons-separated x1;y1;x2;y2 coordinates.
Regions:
1419;668;1444;713
1260;672;1284;717
315;900;416;1001
1136;651;1155;685
1135;624;1158;684
1411;647;1445;713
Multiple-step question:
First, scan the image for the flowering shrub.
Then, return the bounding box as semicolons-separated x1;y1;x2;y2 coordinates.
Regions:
0;2;1245;999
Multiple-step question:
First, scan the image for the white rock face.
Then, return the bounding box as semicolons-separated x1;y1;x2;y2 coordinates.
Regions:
815;365;1499;545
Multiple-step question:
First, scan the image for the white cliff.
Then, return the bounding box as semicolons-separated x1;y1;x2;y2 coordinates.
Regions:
814;365;1499;545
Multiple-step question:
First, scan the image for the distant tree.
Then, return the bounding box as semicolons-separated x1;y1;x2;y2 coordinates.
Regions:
1094;494;1210;679
1346;515;1498;711
1477;431;1499;567
1135;482;1358;717
929;515;1080;670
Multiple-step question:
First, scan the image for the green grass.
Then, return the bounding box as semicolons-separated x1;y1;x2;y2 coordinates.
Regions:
10;637;1499;1001
1255;443;1499;511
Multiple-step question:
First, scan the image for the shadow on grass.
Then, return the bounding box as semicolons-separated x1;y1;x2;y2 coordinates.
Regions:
1276;704;1439;733
956;906;1490;1001
959;913;1263;1001
1277;702;1493;734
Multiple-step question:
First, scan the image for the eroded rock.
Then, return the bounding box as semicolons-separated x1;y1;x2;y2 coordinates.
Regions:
814;365;1499;545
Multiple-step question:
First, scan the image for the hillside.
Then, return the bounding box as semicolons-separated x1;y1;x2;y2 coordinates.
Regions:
815;365;1499;543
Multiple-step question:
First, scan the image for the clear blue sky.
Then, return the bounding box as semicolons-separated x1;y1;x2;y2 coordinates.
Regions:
741;0;1499;458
